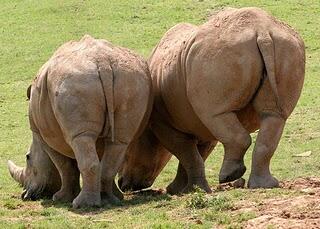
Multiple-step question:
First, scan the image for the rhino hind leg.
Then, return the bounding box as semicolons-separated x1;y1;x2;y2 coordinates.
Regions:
100;142;127;206
46;148;80;203
167;141;217;194
71;133;101;208
195;112;251;183
248;114;284;189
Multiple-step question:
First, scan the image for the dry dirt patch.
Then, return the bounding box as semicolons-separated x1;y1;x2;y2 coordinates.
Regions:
238;177;320;228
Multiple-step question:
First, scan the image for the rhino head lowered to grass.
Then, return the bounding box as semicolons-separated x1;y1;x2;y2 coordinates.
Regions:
8;134;62;200
8;83;62;200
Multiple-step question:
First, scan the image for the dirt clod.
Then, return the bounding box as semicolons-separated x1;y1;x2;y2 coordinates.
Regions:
233;178;245;188
216;178;246;191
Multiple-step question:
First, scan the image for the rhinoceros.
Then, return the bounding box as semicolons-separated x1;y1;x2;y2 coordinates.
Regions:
8;35;152;208
118;7;305;194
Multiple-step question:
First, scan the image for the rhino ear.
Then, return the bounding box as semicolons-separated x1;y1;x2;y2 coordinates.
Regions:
27;85;31;100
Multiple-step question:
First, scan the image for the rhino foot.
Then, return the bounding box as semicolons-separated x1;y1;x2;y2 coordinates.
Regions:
166;179;187;195
248;174;279;189
181;178;212;194
72;191;101;209
101;192;122;206
53;189;78;203
219;160;246;184
166;163;188;195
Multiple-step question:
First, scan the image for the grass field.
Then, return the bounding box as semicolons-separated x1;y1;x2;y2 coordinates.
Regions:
0;0;319;228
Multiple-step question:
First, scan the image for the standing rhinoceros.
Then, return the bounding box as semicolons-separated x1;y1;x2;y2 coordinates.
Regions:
118;7;305;194
8;35;152;208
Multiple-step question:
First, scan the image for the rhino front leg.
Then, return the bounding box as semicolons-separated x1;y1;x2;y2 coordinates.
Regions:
100;142;127;205
151;120;211;194
166;163;187;195
71;133;101;208
45;148;80;203
166;141;216;194
248;114;285;188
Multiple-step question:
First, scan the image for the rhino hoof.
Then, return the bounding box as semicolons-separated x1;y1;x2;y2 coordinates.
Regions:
72;191;101;209
248;174;279;189
101;192;122;206
53;190;77;203
166;183;184;195
181;179;212;194
219;163;246;184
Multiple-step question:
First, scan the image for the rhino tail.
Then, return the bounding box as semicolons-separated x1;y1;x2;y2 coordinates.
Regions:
98;64;115;142
256;31;280;107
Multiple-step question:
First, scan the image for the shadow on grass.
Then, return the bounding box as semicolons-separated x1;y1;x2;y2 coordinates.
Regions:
40;189;172;215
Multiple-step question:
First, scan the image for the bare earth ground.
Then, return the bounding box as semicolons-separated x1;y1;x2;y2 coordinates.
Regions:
129;177;320;228
234;177;320;228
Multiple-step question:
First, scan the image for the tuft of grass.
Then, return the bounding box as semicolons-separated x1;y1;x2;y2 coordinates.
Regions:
186;187;233;210
186;187;209;209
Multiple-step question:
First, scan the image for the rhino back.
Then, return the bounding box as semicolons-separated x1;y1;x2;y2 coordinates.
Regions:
31;35;152;157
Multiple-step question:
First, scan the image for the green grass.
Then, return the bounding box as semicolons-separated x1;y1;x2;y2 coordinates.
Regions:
0;0;319;228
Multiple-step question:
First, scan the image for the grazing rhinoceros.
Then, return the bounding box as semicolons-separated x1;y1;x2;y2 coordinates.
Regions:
8;35;152;208
118;7;305;194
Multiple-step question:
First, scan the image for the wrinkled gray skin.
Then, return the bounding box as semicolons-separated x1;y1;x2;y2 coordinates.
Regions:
118;7;305;194
8;35;152;208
